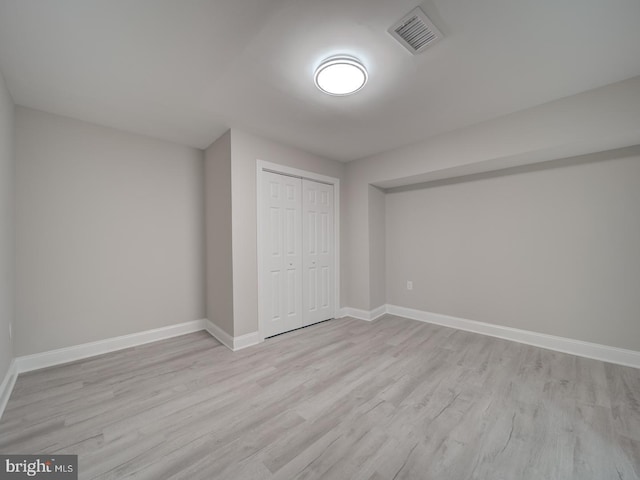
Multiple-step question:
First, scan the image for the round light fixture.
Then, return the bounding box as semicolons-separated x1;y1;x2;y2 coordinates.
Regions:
314;56;368;96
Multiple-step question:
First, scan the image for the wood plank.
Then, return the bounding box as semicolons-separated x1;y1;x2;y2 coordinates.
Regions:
0;317;638;479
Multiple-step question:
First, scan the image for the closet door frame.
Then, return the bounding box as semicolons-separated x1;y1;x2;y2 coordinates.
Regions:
257;160;340;342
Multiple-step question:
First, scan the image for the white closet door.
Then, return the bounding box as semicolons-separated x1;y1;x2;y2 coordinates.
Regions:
262;172;303;337
302;179;335;326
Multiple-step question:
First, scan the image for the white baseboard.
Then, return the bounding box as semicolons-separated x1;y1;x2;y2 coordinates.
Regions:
204;320;261;352
204;320;234;350
338;305;387;322
0;359;18;421
233;331;262;351
15;319;207;374
386;304;640;369
11;317;261;378
369;305;388;321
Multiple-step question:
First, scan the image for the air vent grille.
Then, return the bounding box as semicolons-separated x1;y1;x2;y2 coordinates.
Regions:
389;7;443;55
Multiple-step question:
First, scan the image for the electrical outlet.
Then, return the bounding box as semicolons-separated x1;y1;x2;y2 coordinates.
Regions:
407;281;413;290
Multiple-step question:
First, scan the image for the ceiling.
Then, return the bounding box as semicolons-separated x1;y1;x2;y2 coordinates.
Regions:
1;0;639;162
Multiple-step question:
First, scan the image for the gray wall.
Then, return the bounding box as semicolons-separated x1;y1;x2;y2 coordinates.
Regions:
204;131;234;336
15;108;205;355
0;71;14;379
344;76;640;311
386;148;640;351
230;129;345;336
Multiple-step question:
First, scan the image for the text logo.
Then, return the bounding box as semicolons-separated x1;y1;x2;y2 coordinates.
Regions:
0;456;77;479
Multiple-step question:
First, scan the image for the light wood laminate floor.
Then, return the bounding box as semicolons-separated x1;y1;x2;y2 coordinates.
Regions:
1;315;639;479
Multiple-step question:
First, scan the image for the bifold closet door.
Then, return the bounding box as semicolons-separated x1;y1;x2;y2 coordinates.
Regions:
302;179;334;326
262;172;303;338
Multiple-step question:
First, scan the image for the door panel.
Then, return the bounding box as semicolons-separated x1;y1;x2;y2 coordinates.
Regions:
262;172;303;337
321;266;330;308
302;179;334;326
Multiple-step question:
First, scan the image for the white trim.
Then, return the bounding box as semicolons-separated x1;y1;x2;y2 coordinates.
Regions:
204;320;234;350
15;319;207;373
204;320;261;351
258;161;339;186
233;331;262;351
369;305;388;321
256;160;341;342
0;359;18;421
339;305;387;322
386;305;640;369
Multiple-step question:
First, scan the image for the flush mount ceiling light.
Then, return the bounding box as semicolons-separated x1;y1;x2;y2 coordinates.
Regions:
314;56;368;96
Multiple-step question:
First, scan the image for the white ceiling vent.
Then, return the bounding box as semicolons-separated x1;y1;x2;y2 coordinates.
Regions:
388;7;443;55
